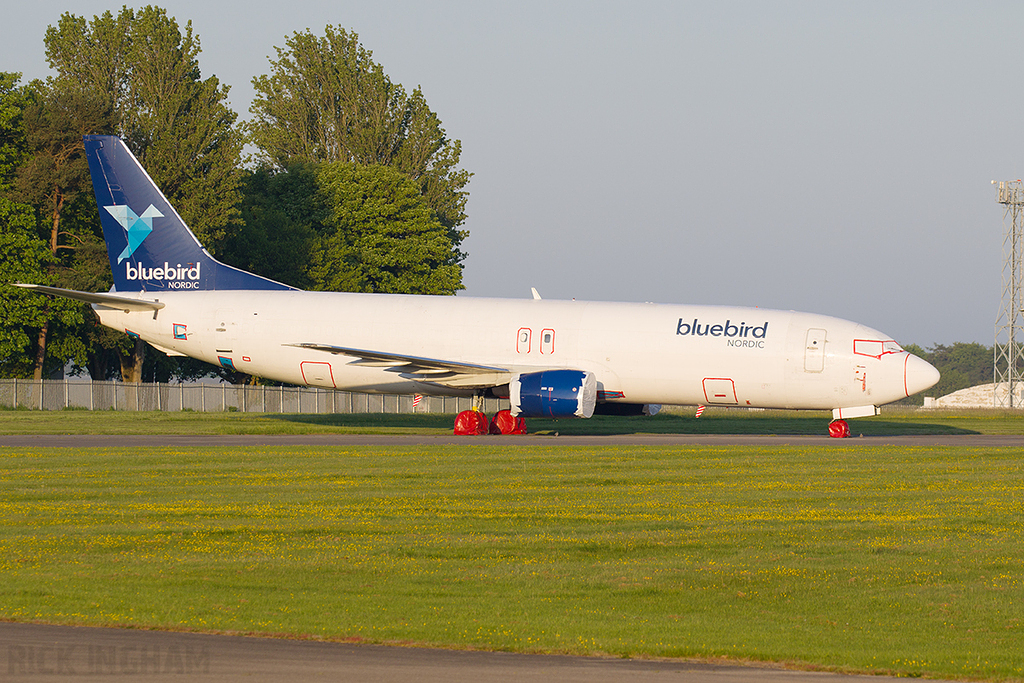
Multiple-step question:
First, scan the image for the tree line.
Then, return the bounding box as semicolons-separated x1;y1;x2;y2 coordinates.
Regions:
902;342;994;405
0;7;999;400
1;6;469;383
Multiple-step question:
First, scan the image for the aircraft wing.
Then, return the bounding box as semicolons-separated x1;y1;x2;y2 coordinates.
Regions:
13;284;166;312
285;343;517;388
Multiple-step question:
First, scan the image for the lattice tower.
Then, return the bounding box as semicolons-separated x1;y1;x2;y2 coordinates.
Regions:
994;180;1024;408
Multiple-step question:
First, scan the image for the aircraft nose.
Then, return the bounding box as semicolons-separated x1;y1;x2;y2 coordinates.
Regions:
904;353;940;397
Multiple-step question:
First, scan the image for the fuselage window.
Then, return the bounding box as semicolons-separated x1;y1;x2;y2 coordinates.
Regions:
854;339;904;359
541;329;555;354
517;328;532;354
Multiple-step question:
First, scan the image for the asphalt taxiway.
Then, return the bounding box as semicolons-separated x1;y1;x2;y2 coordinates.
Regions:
1;622;954;683
2;433;1023;448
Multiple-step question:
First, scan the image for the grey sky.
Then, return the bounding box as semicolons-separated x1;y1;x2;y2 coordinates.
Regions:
4;1;1021;346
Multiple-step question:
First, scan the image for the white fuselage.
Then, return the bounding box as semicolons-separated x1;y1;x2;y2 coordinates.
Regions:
93;291;931;411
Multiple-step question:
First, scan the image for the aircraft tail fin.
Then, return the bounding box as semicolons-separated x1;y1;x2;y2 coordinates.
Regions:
83;135;295;292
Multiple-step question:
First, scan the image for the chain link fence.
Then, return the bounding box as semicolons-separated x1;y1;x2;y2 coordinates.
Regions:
0;379;950;415
0;379;506;414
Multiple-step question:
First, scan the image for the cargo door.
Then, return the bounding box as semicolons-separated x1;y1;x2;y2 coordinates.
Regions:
213;309;238;371
300;361;336;388
703;378;738;405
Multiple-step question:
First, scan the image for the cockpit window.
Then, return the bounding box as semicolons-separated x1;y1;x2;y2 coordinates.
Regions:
853;339;904;359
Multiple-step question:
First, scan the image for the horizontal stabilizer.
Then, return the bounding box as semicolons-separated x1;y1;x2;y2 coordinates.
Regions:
14;284;166;312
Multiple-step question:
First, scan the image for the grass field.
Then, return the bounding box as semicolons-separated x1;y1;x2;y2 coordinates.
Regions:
1;405;1022;435
2;441;1023;680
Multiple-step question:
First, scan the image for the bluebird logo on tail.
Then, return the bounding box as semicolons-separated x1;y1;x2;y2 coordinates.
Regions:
85;135;295;292
104;204;164;262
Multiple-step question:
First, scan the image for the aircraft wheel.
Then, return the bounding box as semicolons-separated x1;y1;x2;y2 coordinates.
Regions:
454;410;489;435
828;419;850;438
489;409;527;435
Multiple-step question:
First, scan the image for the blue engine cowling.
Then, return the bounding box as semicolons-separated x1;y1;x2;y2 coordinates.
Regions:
509;369;597;418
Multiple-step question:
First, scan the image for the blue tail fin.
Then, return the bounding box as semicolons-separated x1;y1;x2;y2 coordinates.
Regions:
84;135;295;292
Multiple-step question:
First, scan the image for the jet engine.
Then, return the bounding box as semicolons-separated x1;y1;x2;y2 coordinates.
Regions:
509;369;597;418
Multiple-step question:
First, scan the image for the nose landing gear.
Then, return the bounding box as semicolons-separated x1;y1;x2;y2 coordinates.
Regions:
828;419;850;438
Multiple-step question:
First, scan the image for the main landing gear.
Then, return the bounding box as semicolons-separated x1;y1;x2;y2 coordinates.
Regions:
454;409;527;435
828;419;850;438
453;392;527;435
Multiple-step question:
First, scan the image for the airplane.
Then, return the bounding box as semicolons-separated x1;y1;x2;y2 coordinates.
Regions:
16;135;940;436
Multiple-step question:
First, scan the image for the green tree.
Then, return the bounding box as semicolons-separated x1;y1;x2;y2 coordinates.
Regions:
928;342;994;397
0;74;37;378
0;72;30;193
0;198;51;378
41;5;244;381
223;161;463;298
17;83;115;258
220;165;321;289
0;197;84;378
902;343;928;361
56;232;134;380
44;5;244;252
1;73;95;379
249;26;470;262
13;82;115;379
902;341;995;405
310;162;463;294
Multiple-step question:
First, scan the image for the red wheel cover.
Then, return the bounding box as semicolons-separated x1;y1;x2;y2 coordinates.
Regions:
828;419;850;438
454;410;489;435
490;409;527;435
